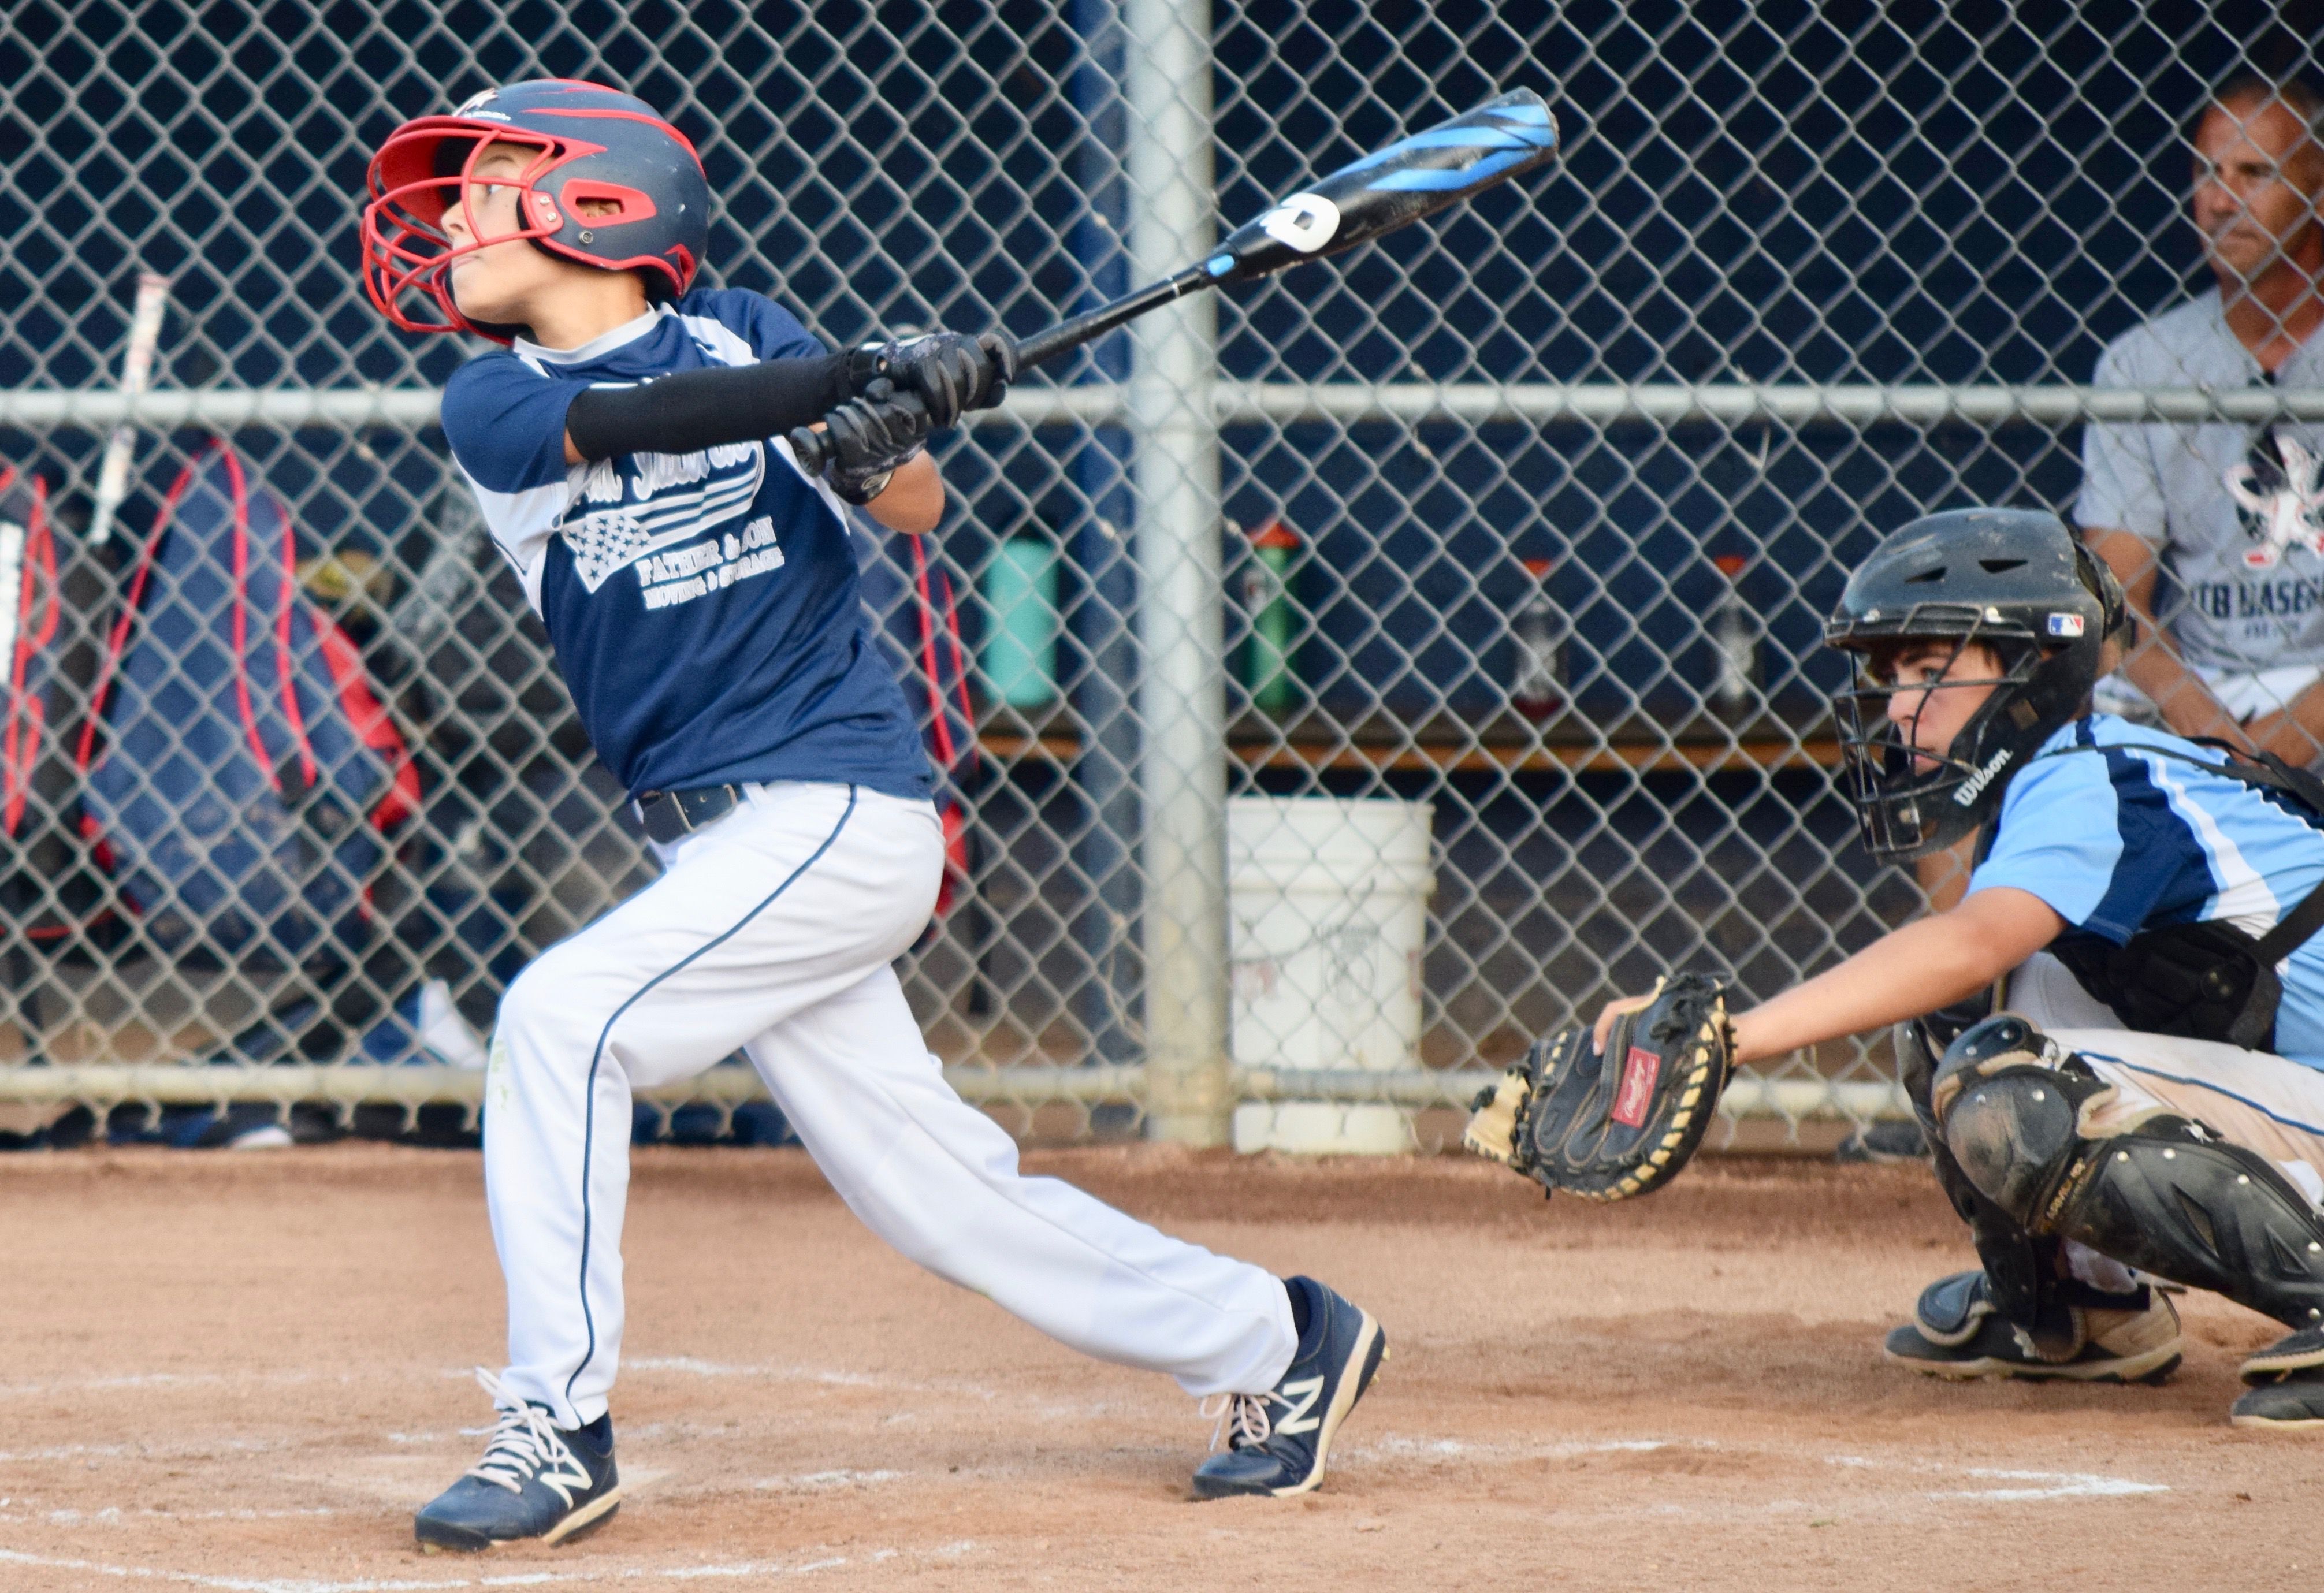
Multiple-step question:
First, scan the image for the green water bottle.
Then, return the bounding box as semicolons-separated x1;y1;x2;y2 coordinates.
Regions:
1240;518;1299;716
977;533;1060;709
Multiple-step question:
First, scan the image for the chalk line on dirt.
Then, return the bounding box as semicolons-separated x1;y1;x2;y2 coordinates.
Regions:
1339;1431;2167;1505
0;1438;286;1464
623;1357;998;1404
0;1369;372;1400
31;1507;340;1526
1340;1433;1679;1465
1933;1468;2169;1501
1823;1453;2169;1498
0;1539;979;1591
751;1471;905;1494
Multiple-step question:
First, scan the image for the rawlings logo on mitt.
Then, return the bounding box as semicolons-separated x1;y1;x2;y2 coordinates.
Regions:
1463;972;1734;1201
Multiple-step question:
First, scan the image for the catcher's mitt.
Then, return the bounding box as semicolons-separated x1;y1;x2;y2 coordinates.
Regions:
1463;972;1734;1201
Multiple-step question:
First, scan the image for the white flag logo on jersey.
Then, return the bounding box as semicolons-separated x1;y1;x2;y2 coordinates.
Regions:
2228;431;2324;570
559;442;767;593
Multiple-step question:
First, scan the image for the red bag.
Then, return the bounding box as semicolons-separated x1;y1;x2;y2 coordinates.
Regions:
905;534;977;919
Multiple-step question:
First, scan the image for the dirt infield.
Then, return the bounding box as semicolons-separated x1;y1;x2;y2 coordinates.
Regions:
0;1145;2313;1592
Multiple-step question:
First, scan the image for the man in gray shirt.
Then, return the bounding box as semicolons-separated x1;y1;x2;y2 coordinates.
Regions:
2081;73;2324;761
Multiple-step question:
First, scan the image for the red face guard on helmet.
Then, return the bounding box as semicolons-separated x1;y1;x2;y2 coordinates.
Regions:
362;123;570;337
363;81;708;341
362;121;675;340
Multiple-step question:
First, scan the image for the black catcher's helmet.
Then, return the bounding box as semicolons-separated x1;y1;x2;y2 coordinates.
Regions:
1825;508;2130;864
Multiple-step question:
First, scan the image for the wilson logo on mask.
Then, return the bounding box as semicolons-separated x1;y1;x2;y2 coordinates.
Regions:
1953;746;2015;806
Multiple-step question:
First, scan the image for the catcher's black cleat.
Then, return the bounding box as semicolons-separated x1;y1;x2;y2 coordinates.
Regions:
1191;1276;1386;1500
2232;1369;2324;1428
1884;1268;2181;1384
2233;1327;2324;1429
415;1374;621;1553
1832;1119;1929;1164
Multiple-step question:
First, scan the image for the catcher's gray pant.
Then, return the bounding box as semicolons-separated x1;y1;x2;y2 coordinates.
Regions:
482;779;1297;1428
2009;952;2324;1215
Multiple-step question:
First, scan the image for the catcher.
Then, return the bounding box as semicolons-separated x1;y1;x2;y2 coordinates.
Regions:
1470;505;2324;1428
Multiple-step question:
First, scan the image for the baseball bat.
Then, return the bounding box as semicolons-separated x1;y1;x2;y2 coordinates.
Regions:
0;490;24;671
789;89;1559;476
88;271;171;548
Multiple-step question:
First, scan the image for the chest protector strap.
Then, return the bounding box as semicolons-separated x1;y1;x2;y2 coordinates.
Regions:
2041;740;2324;1052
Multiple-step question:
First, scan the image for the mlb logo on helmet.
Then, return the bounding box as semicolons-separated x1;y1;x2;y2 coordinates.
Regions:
2047;612;2085;638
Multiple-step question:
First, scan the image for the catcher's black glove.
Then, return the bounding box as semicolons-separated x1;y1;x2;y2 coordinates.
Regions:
1463;972;1734;1201
819;378;931;504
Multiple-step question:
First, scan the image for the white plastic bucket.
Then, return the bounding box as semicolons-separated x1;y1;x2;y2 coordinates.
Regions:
1225;795;1434;1153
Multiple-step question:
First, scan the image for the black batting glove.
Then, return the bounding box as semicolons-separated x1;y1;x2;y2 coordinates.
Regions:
973;330;1017;410
865;331;1018;431
820;378;931;505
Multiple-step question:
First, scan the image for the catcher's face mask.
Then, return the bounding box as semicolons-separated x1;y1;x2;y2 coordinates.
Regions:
1824;507;2126;864
1828;609;2050;863
1879;640;2008;769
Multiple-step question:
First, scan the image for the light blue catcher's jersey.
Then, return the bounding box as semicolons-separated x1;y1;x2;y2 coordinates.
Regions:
1969;713;2324;1068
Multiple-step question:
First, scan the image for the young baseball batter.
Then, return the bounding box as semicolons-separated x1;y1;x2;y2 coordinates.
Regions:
1584;505;2324;1428
360;80;1384;1551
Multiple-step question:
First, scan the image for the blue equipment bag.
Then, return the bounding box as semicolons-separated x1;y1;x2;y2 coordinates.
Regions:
75;441;415;962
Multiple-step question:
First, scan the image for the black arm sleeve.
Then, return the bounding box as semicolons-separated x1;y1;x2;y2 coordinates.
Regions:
563;353;849;462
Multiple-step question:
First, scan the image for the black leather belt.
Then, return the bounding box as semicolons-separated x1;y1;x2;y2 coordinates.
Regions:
633;784;745;844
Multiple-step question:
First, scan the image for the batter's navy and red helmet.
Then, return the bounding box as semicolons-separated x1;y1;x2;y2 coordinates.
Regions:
362;79;710;340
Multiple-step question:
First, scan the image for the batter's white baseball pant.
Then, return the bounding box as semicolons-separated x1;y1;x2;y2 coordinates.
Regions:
481;780;1297;1428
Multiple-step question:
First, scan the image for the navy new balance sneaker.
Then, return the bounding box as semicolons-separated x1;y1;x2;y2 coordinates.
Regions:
414;1372;622;1552
1191;1276;1386;1500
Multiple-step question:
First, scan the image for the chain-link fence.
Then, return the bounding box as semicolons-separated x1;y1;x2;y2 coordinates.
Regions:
2;1;2321;1148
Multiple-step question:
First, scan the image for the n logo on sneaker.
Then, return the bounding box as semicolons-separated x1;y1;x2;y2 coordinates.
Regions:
535;1449;592;1509
1273;1375;1326;1435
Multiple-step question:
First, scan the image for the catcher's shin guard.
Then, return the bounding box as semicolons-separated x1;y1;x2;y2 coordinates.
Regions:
1898;1019;2076;1338
1933;1015;2324;1331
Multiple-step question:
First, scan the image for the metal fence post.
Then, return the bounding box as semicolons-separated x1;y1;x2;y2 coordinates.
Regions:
1122;0;1229;1145
1067;0;1144;1073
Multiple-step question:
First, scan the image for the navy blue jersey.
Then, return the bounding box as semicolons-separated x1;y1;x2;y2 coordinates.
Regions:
438;289;932;802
